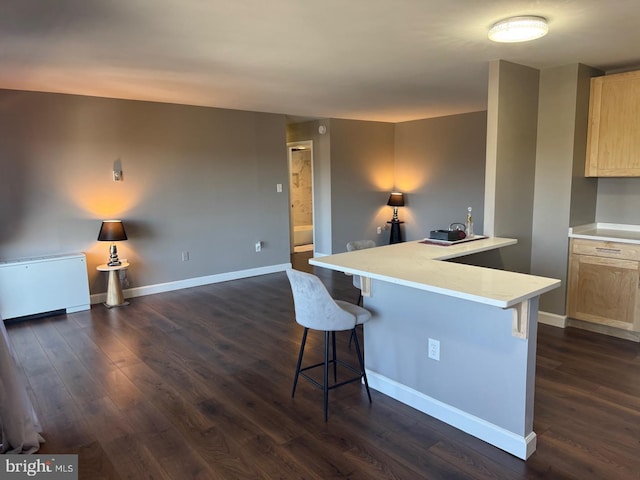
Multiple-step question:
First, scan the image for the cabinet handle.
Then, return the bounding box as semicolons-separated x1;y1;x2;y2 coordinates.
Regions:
595;247;622;254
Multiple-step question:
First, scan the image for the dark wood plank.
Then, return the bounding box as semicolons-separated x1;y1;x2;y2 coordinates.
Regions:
76;441;123;480
5;261;640;479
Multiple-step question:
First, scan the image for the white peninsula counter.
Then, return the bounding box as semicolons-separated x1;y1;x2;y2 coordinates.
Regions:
310;238;560;460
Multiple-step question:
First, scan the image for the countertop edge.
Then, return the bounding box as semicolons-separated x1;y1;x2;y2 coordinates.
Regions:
310;238;560;307
569;223;640;244
422;237;518;261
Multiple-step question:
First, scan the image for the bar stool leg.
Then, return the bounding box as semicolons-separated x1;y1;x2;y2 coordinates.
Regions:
324;331;330;421
352;328;371;403
332;331;337;382
292;328;309;398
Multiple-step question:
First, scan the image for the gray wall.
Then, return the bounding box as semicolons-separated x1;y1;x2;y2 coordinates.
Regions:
365;279;538;441
531;64;599;315
0;90;290;294
569;65;601;227
394;112;487;241
288;115;484;254
485;60;540;274
7;75;640;308
329;119;395;253
596;178;640;222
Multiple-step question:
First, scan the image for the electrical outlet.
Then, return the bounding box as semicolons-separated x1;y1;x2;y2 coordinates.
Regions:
255;241;262;252
428;338;440;361
181;251;189;261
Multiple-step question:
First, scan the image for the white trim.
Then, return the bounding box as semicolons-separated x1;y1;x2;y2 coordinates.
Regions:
538;310;567;328
313;251;330;257
90;263;291;305
366;369;536;460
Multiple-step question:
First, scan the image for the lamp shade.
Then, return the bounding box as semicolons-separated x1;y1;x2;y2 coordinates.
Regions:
97;220;128;242
387;192;405;207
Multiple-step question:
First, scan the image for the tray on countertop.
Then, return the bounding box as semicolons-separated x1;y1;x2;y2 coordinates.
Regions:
420;235;487;246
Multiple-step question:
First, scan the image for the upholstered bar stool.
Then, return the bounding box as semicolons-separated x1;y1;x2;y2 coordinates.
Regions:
286;268;372;421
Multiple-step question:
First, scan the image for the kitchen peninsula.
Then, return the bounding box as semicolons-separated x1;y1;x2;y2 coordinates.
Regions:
310;238;560;459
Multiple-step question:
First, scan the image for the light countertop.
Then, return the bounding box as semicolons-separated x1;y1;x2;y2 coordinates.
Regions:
310;238;560;309
569;223;640;244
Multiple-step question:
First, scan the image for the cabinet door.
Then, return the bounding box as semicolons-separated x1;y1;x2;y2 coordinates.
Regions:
567;254;639;331
585;70;640;177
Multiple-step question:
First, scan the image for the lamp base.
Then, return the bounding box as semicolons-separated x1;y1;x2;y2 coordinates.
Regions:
108;243;121;266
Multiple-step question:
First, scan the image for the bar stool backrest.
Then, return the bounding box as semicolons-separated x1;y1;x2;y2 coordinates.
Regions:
286;269;356;331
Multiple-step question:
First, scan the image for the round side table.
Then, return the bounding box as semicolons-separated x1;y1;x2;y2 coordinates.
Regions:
97;262;130;308
387;220;404;244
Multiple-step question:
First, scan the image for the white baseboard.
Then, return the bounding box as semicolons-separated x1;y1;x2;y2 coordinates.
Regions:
538;311;567;328
90;263;292;305
66;304;90;314
366;370;536;460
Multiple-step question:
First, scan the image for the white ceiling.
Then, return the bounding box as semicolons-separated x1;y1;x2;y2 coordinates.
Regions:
1;0;639;122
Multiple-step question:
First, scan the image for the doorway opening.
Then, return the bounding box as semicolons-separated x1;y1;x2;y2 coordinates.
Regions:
287;141;314;255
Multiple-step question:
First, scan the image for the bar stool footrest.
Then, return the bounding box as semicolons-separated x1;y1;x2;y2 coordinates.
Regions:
299;359;364;391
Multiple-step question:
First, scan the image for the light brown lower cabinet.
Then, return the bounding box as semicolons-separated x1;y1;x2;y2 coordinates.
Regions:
567;238;640;332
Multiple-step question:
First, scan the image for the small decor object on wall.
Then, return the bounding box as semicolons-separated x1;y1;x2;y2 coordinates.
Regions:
386;192;405;244
113;159;123;181
97;220;128;266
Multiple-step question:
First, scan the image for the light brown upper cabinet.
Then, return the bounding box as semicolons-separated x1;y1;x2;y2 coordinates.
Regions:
585;70;640;177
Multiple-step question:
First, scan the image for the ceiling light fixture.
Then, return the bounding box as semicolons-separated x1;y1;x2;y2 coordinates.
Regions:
488;16;548;43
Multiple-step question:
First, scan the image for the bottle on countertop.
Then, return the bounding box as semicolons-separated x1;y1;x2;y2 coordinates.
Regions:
466;207;474;238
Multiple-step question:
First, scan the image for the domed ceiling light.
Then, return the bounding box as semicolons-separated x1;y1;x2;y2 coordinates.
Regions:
488;16;548;43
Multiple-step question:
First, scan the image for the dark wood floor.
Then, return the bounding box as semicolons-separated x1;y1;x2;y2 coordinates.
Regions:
5;253;640;479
